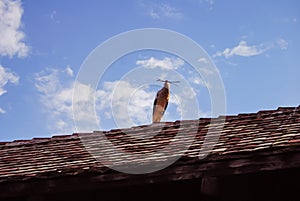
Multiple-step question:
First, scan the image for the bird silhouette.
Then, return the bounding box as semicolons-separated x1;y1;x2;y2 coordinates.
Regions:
152;80;170;123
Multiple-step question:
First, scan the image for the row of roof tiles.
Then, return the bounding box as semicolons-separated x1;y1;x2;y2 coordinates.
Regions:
0;105;299;182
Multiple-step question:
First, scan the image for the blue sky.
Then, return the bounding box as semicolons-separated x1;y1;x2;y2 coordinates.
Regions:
0;0;299;141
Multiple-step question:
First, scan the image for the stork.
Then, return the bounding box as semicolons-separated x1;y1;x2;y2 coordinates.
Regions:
152;79;179;123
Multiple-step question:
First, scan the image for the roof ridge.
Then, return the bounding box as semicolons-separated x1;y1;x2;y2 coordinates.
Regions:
0;133;80;148
1;105;299;147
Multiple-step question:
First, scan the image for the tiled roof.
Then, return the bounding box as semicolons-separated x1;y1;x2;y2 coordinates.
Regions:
0;106;300;185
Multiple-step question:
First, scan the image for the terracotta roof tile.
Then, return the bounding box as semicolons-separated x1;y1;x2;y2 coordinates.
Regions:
0;106;300;183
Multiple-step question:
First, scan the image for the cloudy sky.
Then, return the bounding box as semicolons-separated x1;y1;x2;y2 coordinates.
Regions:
0;0;299;141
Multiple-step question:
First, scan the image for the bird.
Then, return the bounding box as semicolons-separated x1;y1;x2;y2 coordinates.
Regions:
152;80;170;123
152;79;179;123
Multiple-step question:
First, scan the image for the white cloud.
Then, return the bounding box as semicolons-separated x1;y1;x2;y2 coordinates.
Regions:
95;79;187;128
0;0;29;58
199;67;216;76
136;57;185;70
159;4;183;19
35;67;180;133
0;107;5;114
149;9;160;19
214;40;269;58
50;10;60;23
189;76;206;87
73;81;98;131
35;67;98;133
0;65;19;113
127;88;156;125
198;57;209;64
277;38;288;50
0;65;19;95
280;17;298;24
35;68;75;133
181;86;197;100
96;81;157;127
201;0;214;10
140;2;183;20
65;65;74;77
35;68;158;132
35;67;202;133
